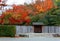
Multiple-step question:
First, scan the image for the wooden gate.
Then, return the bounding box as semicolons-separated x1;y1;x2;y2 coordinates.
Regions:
34;25;42;33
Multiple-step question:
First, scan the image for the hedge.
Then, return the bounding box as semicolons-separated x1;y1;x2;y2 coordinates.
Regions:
0;25;16;37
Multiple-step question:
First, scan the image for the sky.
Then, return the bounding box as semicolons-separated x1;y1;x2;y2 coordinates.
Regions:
6;0;46;5
5;0;35;10
0;0;36;15
0;0;45;10
6;0;36;5
0;0;44;15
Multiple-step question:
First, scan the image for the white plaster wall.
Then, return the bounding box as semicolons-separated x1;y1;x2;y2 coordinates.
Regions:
16;26;34;35
42;26;60;33
16;26;60;35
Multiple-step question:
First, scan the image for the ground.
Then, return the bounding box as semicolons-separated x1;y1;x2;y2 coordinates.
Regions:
0;37;60;41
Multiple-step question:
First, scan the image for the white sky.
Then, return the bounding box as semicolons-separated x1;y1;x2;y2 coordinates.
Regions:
0;0;44;15
6;0;36;5
0;0;36;15
0;0;36;13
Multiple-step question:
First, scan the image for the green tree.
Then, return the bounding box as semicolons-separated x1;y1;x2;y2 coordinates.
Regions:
54;0;60;7
43;8;60;25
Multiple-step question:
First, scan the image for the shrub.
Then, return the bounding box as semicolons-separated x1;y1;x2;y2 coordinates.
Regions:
0;25;16;37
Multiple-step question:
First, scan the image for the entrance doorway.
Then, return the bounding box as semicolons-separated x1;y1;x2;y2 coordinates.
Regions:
34;25;42;33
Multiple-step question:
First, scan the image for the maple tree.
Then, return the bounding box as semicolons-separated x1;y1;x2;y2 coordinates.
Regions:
33;0;54;12
0;5;31;25
0;0;57;25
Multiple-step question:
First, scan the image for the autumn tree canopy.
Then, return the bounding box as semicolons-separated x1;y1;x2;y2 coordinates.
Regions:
33;0;54;12
0;0;57;25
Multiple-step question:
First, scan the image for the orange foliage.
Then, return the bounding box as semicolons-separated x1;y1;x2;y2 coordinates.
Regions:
34;0;54;12
1;5;31;24
0;0;55;24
